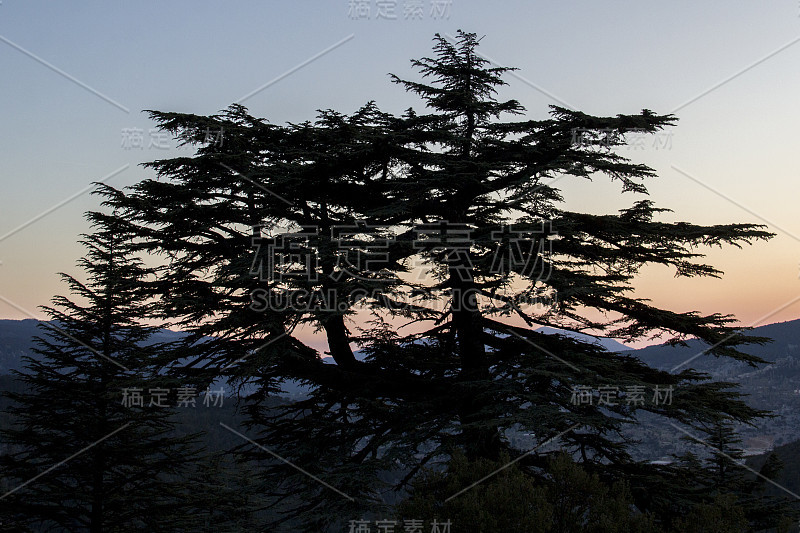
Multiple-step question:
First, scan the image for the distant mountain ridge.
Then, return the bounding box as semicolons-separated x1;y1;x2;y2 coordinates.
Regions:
0;319;41;374
533;326;630;353
5;318;800;375
621;318;800;376
4;317;800;453
3;318;800;397
0;319;187;374
0;319;306;396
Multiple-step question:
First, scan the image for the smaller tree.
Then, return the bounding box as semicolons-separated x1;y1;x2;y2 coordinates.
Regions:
186;452;275;532
0;210;199;532
669;420;799;532
396;451;659;533
672;493;749;533
396;450;552;533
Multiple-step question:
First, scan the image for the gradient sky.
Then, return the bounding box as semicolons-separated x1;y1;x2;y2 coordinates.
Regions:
2;1;800;349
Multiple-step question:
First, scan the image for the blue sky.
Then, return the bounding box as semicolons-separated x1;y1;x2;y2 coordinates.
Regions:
2;1;800;346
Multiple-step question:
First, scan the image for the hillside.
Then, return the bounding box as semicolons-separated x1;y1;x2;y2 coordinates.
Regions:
625;318;800;375
3;317;800;456
747;438;800;500
0;319;41;374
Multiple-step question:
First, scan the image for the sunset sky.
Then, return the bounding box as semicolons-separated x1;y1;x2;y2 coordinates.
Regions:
2;1;800;349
